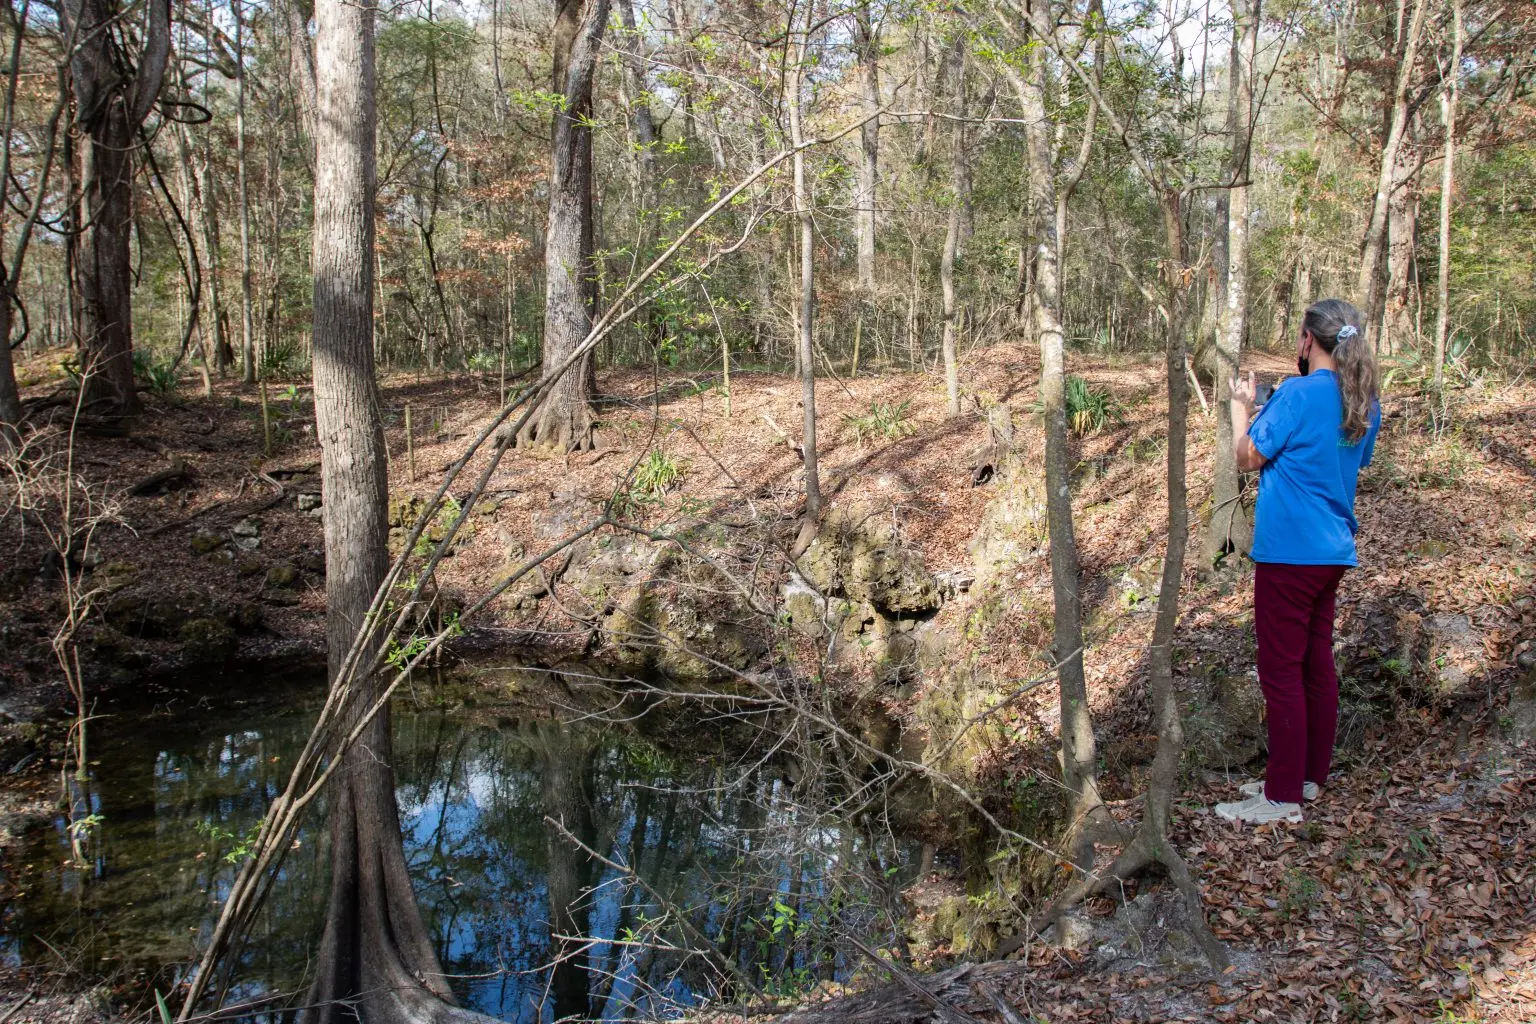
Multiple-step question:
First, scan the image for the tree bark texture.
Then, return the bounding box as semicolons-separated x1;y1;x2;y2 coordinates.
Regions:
789;28;821;534
1357;0;1427;350
520;0;610;451
60;0;173;425
1385;122;1420;354
940;42;967;418
302;2;490;1021
1207;0;1259;562
1433;0;1462;387
854;7;879;294
0;299;19;431
1017;24;1108;867
236;0;257;384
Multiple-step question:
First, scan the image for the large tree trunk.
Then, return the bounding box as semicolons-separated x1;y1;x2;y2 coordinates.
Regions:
519;0;610;451
1357;0;1428;350
1206;0;1258;563
302;3;490;1022
61;0;171;427
854;7;879;294
1433;0;1462;387
540;732;598;1022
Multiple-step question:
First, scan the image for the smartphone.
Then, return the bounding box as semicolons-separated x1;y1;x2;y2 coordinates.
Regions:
1254;382;1275;407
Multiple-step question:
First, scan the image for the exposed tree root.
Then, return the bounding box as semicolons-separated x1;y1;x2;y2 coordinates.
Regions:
1013;816;1228;971
514;394;596;453
300;734;505;1024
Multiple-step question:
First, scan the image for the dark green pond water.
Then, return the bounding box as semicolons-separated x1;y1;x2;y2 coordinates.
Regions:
0;667;919;1022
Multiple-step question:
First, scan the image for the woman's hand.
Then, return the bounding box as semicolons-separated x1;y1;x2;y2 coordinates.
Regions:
1230;372;1268;471
1230;371;1258;409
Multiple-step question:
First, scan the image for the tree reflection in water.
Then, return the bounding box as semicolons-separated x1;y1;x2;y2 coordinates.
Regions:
3;677;919;1023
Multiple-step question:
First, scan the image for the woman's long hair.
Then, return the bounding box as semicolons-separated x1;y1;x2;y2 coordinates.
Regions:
1302;298;1378;442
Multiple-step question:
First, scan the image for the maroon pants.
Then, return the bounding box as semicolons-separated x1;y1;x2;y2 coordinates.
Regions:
1255;563;1347;804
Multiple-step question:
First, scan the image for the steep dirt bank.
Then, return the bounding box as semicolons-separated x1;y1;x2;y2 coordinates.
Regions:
3;344;1535;1020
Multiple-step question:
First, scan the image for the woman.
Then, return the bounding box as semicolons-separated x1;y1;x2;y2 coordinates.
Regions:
1215;298;1381;825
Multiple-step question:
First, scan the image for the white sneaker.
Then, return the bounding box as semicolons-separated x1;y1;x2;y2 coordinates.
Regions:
1239;780;1320;802
1214;793;1303;824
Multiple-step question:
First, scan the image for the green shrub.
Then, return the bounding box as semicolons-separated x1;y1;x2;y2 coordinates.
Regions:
630;449;685;501
133;350;180;397
1064;375;1120;435
842;400;917;447
262;338;304;376
466;349;500;373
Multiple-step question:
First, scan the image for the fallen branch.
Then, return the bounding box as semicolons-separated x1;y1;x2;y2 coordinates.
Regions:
842;933;984;1024
129;457;190;496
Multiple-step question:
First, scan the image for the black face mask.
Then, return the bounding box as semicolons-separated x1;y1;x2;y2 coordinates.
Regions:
1297;355;1309;377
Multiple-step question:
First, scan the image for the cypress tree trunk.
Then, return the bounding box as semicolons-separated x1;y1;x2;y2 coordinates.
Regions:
302;1;495;1020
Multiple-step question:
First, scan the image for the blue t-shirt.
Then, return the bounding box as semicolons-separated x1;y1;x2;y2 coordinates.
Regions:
1248;369;1380;566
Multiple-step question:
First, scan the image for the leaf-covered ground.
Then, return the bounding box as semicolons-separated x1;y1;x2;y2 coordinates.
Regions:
3;344;1534;1022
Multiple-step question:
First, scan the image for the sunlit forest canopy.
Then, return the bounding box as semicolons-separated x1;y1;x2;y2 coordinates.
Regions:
1;0;1532;387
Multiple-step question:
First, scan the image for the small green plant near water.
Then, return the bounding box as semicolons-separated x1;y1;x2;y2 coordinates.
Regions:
195;818;265;864
842;399;917;447
67;812;104;839
412;495;464;557
387;612;464;669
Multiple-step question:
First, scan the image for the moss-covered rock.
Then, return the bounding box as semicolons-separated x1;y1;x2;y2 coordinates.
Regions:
178;618;238;661
782;573;827;639
264;563;299;589
1180;672;1267;770
967;472;1046;576
103;588;263;639
799;505;939;615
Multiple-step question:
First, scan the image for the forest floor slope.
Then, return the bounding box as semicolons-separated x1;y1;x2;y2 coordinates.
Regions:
1;344;1534;1022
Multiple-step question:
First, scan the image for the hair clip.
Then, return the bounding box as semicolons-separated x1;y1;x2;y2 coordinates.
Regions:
1336;324;1359;342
